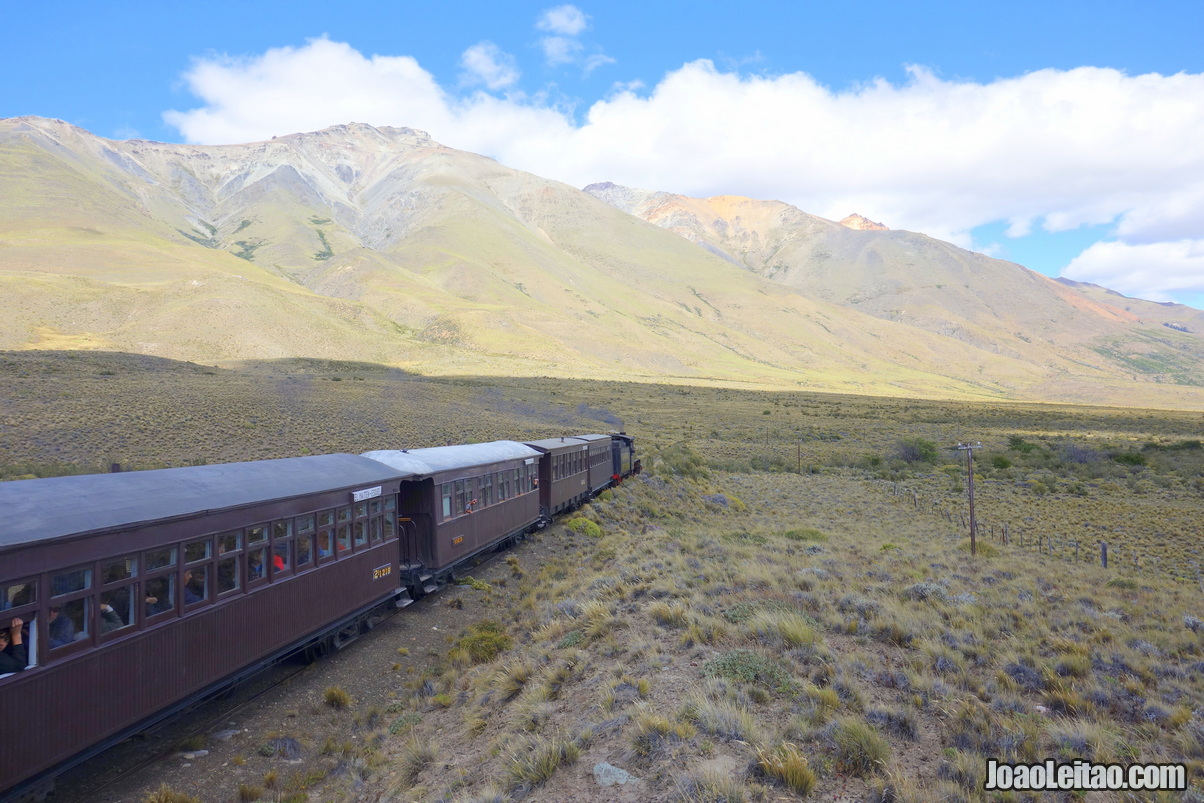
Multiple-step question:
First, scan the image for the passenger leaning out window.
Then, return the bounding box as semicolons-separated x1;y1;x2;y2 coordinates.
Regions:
0;618;27;674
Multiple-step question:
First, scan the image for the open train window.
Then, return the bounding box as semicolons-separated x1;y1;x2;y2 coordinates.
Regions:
99;584;136;637
1;579;39;676
0;613;37;677
144;547;177;622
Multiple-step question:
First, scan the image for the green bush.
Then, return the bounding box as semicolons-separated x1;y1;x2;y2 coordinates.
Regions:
455;620;512;664
565;517;602;538
895;437;939;464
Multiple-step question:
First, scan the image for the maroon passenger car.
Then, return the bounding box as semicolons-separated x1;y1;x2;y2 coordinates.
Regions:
0;455;411;800
362;441;542;593
522;437;593;518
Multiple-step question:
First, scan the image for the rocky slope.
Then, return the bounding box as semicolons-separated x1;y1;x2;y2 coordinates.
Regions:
2;116;1203;407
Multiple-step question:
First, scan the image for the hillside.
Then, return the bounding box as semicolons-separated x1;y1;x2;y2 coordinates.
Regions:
16;359;1203;802
3;116;1204;407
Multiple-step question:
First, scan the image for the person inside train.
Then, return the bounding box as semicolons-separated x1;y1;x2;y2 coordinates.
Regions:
99;588;131;634
0;618;27;674
144;576;174;617
48;606;76;648
182;569;205;605
248;552;265;580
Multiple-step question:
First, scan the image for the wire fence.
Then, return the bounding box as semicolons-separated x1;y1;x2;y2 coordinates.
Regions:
879;481;1204;592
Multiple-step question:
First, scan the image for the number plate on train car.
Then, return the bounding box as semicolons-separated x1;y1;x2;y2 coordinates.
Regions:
372;564;392;580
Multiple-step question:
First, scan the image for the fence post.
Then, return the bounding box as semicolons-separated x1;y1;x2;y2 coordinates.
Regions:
1101;541;1108;569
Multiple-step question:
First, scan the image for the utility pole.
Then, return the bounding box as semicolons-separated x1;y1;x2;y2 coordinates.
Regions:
954;442;983;555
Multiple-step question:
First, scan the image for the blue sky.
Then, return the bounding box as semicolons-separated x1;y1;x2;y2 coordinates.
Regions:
5;1;1204;307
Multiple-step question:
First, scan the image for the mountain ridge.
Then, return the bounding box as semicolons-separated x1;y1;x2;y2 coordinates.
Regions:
3;116;1203;408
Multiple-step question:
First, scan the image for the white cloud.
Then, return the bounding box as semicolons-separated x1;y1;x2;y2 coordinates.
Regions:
164;41;1204;303
536;5;589;36
540;35;581;67
460;42;519;90
1063;240;1204;301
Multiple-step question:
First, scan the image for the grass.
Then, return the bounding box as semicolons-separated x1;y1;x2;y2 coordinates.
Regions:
323;686;352;709
7;357;1204;801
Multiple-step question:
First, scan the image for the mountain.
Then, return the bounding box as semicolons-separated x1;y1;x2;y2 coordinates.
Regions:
583;182;1204;403
2;116;1203;408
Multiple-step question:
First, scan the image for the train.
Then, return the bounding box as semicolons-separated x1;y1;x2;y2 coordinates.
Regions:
0;432;639;801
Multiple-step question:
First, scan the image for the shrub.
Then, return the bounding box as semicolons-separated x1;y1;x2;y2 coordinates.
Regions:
565;517;602;538
143;786;201;803
704;650;797;693
745;611;818;648
755;742;817;795
895;437;939;464
631;712;696;755
397;736;437;786
323;686;352;709
506;734;580;785
388;712;422;734
455;620;512;664
833;718;890;776
784;527;828;542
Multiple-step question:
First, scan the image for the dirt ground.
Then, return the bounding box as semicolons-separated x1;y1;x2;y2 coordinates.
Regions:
54;533;564;803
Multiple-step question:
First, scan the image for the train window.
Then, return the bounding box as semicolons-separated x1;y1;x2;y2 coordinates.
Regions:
370;517;382;543
337;507;352;524
316;529;335;559
217;532;241;555
482;474;493;506
514;468;521;494
144;575;175;618
49;599;89;648
317;510;335;528
354;502;368;519
248;549;268;581
184;539;211;563
369;499;381;515
297;514;315;535
441;484;452;519
384;496;396;512
145;547;176;572
101;557;136;585
296;536;313;567
2;580;37;610
51;567;91;597
454;480;467;516
183;566;208;606
216;557;240;595
353;521;367;548
247;525;268;545
337;524;352;553
99;587;134;634
272;520;292;540
273;542;291;575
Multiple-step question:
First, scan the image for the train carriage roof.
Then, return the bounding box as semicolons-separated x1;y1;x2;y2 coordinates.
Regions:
362;441;541;476
523;436;593;452
0;454;410;549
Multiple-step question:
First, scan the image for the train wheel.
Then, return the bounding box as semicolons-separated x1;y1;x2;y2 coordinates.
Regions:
303;636;332;663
